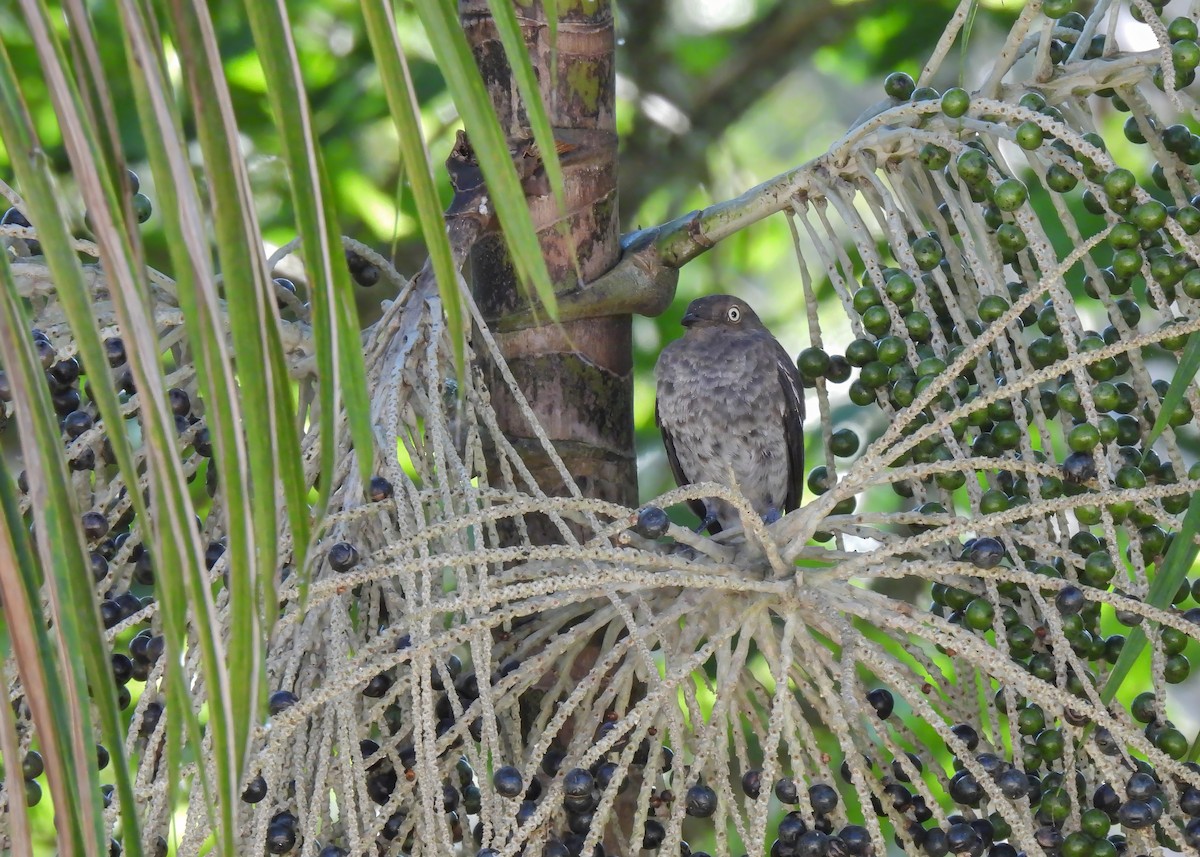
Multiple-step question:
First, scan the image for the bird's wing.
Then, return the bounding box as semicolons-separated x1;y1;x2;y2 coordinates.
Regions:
655;397;713;528
775;343;806;512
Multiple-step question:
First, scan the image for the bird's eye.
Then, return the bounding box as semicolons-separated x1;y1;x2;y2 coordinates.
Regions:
727;306;741;322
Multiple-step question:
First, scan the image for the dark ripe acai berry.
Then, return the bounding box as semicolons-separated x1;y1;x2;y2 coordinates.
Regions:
975;753;1004;777
1117;799;1156;829
539;745;565;777
2;206;31;227
242;774;267;803
90;551;109;582
193;426;212;457
317;847;346;857
265;820;297;854
892;752;923;782
965;537;1005;568
1187;820;1200;850
949;822;981;852
642;819;666;849
686;783;718;817
948;770;983;806
922;828;949;857
774;776;800;804
883;783;911;811
633;506;671;539
167;387;191;417
204;540;225;569
139;701;163;736
362;672;393;698
563;767;594;797
795;830;830;857
64;409;94;438
595;761;628;794
129;631;152;662
430;654;462;691
1055;585;1085;615
22;750;44;779
268;690;299;715
49;358;80;385
1062;451;1097;484
96;743;109;770
867;688;894;719
368;475;394;502
951;723;979;750
997;768;1029;799
103;337;126;368
274;278;298;307
809;783;839;814
544;841;570;857
99;599;122;628
661;746;674;772
144;636;165;663
366;765;398;805
116;591;143;621
1093;783;1120;813
132;552;154;586
35;338;56;369
353;262;381;288
1181;786;1200;816
839;826;870;856
742;768;762;798
515;799;537;826
112;653;133;685
1126;771;1159;800
492;765;523;798
21;779;42;807
564;792;597;818
328;542;360;573
82;511;110;541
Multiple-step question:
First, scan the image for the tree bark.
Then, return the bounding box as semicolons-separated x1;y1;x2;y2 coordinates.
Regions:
460;0;631;542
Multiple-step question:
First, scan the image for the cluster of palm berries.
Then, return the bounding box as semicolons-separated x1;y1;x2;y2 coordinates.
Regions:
774;4;1200;851
857;686;1200;856
789;7;1198;532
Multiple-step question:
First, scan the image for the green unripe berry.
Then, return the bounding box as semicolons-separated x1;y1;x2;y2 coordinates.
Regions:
1068;423;1100;452
1169;17;1199;43
919;143;950;170
993;179;1028;211
956;149;990;185
132;193;153;224
1018;91;1047;110
884;71;916;100
911;236;943;271
1045;164;1077;193
829;428;860;457
1102;168;1136;199
1015;121;1044;150
1042;0;1075;18
941;87;970;118
1131;200;1168;231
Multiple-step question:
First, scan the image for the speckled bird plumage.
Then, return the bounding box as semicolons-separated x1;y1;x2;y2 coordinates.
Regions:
655;295;805;534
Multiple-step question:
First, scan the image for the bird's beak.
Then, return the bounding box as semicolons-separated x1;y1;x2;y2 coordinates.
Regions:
681;310;701;328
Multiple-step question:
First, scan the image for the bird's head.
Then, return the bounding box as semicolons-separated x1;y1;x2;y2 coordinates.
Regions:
680;294;763;330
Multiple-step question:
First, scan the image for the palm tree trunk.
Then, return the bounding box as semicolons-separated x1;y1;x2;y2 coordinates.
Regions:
460;0;632;543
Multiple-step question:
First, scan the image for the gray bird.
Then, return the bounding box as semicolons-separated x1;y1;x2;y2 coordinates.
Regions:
655;294;806;534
